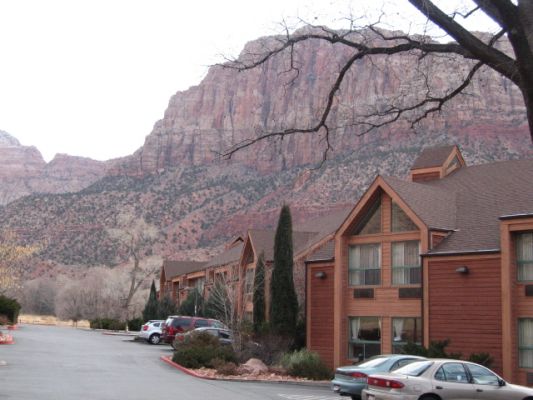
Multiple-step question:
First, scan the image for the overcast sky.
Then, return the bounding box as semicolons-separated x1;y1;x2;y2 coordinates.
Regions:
0;0;497;162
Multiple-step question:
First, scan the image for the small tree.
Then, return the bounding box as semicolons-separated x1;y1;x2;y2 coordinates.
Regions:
157;294;177;320
270;205;298;337
142;280;159;322
253;252;266;332
0;295;21;324
178;288;204;317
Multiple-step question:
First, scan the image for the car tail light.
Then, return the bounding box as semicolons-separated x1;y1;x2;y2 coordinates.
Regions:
368;377;404;389
350;372;368;379
142;325;149;331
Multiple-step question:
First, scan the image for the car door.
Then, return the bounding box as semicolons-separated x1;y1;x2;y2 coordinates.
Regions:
433;362;476;400
466;363;522;400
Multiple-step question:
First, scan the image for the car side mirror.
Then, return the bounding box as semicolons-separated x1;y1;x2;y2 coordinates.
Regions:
498;378;506;387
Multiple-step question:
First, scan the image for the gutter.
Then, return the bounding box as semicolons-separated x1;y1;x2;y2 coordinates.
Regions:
422;248;500;257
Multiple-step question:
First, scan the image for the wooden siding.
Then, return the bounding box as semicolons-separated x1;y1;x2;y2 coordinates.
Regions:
307;263;335;368
411;170;441;183
428;256;503;374
501;218;533;386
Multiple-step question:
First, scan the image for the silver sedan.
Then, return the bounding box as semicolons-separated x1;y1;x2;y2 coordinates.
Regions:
362;359;533;400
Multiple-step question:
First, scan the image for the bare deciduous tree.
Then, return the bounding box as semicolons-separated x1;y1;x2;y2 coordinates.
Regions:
220;0;533;160
108;213;161;322
0;231;37;295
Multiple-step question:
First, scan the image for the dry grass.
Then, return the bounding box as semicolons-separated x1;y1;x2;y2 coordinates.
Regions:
18;314;90;328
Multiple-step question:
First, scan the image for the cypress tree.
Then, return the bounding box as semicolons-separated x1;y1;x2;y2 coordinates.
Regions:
270;204;298;336
142;280;159;322
157;294;177;320
253;251;266;332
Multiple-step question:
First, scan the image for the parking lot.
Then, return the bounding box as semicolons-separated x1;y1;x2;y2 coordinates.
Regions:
0;325;337;400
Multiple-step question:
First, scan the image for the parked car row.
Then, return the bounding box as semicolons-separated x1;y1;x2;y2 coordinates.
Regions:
137;315;232;347
332;355;533;400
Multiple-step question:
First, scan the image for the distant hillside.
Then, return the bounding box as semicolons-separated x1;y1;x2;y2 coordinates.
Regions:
0;130;106;205
0;28;531;272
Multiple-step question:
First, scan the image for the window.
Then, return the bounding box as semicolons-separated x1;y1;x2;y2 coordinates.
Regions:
244;268;254;295
517;232;533;281
194;278;205;293
349;317;381;361
354;199;381;235
349;244;381;285
392;317;422;353
193;319;208;328
434;363;469;383
392;241;421;285
519;319;533;368
466;364;500;385
391;202;418;232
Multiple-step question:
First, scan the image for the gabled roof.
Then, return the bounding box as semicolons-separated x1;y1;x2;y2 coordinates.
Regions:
294;206;352;238
247;229;318;262
162;260;206;280
381;158;533;254
410;145;457;170
305;240;335;263
423;158;533;254
204;242;244;268
381;175;456;230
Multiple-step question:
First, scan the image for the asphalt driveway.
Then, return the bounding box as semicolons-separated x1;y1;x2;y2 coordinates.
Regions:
0;325;337;400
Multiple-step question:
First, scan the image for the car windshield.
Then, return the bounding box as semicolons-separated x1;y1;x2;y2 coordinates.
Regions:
353;355;389;368
394;361;433;376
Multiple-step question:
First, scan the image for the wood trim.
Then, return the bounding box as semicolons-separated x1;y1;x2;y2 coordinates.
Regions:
186;271;205;279
500;217;533;382
346;231;420;244
410;165;441;175
423;253;500;262
333;235;344;368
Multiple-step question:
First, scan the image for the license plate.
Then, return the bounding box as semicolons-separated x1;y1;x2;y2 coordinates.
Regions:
332;385;340;392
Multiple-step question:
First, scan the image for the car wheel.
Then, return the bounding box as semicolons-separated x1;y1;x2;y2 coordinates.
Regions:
418;395;440;400
149;333;160;345
350;396;361;400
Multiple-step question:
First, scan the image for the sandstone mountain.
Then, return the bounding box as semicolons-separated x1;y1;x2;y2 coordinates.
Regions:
0;130;106;206
0;29;531;273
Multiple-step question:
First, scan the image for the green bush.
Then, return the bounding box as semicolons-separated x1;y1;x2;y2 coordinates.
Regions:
90;318;126;330
172;331;237;369
127;317;143;331
468;352;493;368
280;349;332;380
0;295;21;324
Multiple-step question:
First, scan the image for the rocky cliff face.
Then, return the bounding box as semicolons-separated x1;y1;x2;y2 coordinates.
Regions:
0;29;531;271
114;28;530;176
0;130;106;205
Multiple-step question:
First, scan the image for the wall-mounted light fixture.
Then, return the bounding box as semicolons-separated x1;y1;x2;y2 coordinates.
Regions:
314;271;327;279
455;266;469;274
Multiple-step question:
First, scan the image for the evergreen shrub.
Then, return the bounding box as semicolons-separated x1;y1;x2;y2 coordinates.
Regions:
0;295;21;324
172;331;236;369
280;349;332;380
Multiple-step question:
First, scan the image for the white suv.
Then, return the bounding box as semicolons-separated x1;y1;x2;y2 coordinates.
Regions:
138;320;164;344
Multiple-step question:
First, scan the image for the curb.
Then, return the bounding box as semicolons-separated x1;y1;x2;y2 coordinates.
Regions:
0;336;15;345
102;331;139;337
159;356;329;387
7;325;18;330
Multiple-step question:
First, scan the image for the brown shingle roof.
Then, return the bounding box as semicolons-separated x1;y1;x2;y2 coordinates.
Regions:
382;175;456;230
204;242;244;268
425;158;533;254
248;229;320;262
410;145;456;170
386;158;533;254
294;206;352;238
306;240;335;262
162;260;206;279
